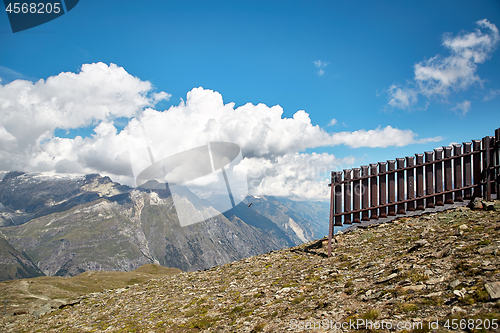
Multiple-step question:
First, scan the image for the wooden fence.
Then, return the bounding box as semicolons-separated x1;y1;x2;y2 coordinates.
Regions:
327;127;500;256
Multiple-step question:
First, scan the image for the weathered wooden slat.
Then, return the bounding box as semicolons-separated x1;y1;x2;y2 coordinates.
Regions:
361;166;370;221
434;148;444;206
396;158;406;215
472;140;482;198
370;164;378;219
406;156;415;211
425;152;435;208
343;169;352;224
334;171;343;226
463;142;472;199
483;137;492;201
352;168;361;223
454;144;463;202
328;171;334;258
378;162;387;218
415;154;425;210
444;147;454;204
387;161;396;216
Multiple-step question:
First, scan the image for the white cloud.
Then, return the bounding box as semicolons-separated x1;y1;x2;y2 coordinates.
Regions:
313;60;329;76
0;62;169;146
388;19;499;110
0;65;442;200
484;89;500;101
239;153;355;201
329;126;442;148
451;100;471;116
327;118;337;126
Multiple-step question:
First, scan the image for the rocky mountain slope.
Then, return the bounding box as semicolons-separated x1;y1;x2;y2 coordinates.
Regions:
0;236;44;281
245;196;329;243
0;172;328;280
2;200;499;332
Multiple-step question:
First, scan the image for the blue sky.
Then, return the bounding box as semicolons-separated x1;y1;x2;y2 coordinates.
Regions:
1;0;499;200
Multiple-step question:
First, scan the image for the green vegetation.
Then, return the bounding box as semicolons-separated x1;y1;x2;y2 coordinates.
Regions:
291;296;305;304
361;309;379;320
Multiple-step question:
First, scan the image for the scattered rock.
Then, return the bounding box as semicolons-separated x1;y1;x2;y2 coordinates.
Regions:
485;281;500;300
483;201;496;211
426;276;445;285
423;291;443;298
478;245;498;255
408;239;429;252
453;288;466;298
451;306;466;314
376;273;398;284
449;279;461;289
402;285;426;292
468;197;483;210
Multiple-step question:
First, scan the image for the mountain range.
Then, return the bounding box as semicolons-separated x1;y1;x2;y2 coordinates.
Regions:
0;171;329;281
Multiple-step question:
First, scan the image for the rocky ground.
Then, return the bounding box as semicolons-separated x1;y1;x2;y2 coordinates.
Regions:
2;200;500;332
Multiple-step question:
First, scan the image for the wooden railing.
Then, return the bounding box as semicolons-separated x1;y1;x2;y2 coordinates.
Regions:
327;127;500;256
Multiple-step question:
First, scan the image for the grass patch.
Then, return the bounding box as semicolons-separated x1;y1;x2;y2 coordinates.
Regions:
400;303;418;312
252;322;266;332
230;306;244;314
405;269;428;283
292;296;306;305
477;239;491;246
361;309;379;320
189;316;218;329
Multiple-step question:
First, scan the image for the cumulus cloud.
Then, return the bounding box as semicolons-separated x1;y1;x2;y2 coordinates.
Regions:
313;60;329;76
387;19;499;111
0;64;441;200
327;118;337;126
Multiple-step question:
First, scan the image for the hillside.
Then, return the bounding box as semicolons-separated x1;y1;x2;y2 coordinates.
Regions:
0;237;44;281
2;200;499;332
0;263;181;320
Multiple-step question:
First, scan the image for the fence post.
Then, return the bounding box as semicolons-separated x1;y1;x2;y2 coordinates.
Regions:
434;149;444;206
483;137;492;201
352;168;361;223
396;158;406;214
415;154;425;210
370;164;378;219
495;129;500;197
454;144;463;202
463;142;472;200
472;140;482;198
425;152;435;208
387;161;396;216
378;162;387;218
343;169;352;225
444;146;454;204
328;171;335;258
406;156;415;211
453;144;464;202
361;166;370;221
334;171;343;226
488;136;496;197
